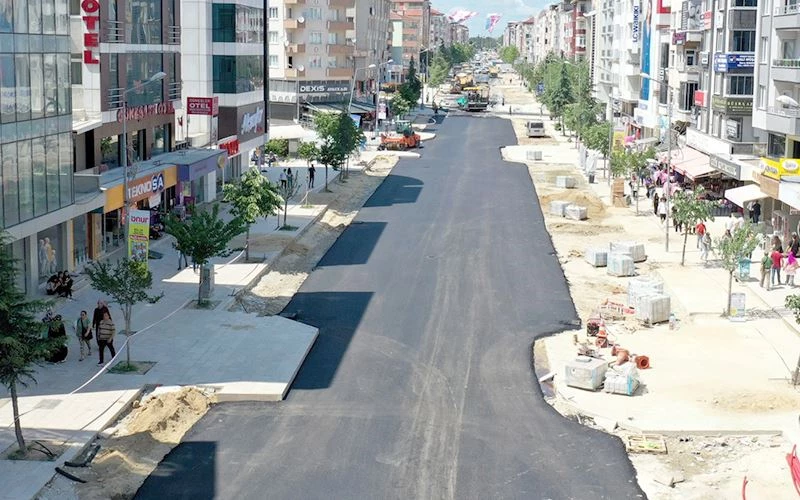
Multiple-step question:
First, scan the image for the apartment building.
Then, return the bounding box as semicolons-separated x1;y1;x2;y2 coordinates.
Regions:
450;22;469;46
1;0;77;293
519;17;536;63
352;0;392;105
634;0;672;141
390;0;431;75
430;8;450;47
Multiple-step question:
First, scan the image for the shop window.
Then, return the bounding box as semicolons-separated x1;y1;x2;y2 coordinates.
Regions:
768;133;786;157
727;75;753;95
152;125;168;155
17;140;33;222
72;215;89;266
37;226;61;280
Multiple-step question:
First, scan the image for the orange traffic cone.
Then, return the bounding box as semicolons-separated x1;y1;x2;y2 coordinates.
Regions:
596;319;608;348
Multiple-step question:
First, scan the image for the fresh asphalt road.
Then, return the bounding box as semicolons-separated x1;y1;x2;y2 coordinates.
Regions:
137;116;644;499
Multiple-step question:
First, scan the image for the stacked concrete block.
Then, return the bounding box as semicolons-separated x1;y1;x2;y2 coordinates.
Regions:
610;241;647;262
585;247;608;267
564;205;588;220
555;176;576;189
627;277;665;308
635;294;671;324
550;200;572;217
607;253;636;277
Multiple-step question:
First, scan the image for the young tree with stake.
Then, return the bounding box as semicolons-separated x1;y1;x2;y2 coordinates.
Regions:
715;224;760;315
223;168;282;261
671;187;715;266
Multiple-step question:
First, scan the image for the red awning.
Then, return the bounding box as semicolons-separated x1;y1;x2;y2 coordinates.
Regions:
671;147;715;181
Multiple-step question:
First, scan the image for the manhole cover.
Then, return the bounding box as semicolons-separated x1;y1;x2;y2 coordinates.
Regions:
34;399;63;410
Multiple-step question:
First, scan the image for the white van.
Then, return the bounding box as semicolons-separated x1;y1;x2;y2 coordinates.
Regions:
526;121;546;138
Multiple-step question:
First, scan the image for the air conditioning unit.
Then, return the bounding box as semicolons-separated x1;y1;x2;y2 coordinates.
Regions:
700;52;709;65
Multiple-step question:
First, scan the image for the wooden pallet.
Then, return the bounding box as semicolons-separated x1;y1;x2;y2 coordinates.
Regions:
625;434;668;454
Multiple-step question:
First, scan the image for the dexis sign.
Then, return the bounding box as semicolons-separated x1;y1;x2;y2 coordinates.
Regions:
81;0;100;64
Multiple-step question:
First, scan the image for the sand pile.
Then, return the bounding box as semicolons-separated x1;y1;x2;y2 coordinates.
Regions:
125;387;210;444
541;190;606;218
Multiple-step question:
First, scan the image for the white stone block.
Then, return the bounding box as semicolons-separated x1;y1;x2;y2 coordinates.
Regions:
635;294;671;324
550;200;571;217
610;241;647;262
627;276;665;308
585;247;608;267
555;175;576;188
607;253;635;277
565;204;588;220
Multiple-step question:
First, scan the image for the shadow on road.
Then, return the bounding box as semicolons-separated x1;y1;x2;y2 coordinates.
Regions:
317;221;386;267
283;291;373;390
135;441;216;500
363;175;423;208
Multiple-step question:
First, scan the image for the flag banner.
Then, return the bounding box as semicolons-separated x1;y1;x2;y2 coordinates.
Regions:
128;209;151;266
448;9;477;24
486;13;502;32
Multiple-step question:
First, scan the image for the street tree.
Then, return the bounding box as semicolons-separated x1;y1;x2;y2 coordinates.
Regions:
428;52;451;87
584;122;612;158
264;138;289;158
336;106;365;179
0;235;61;457
297;141;319;166
499;45;519;64
715;223;760;316
389;95;412;120
610;148;655;213
223;167;283;261
164;204;246;304
85;258;163;367
315;112;343;192
277;176;303;229
671;187;716;266
546;62;574;133
400;57;422;106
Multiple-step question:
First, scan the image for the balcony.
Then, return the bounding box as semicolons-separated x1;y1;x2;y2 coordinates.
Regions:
327;44;353;55
284;0;305;4
284;19;302;29
107;20;124;43
168;25;180;44
774;3;800;30
328;0;355;6
327;67;353;77
327;20;354;31
766;107;800;136
772;58;800;81
286;43;306;54
168;81;181;101
285;68;305;78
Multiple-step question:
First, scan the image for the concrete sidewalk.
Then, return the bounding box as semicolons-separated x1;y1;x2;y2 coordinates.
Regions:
0;154;401;499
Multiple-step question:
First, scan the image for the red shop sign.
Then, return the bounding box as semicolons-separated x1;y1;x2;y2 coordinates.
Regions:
82;0;100;64
116;102;176;122
187;97;219;116
694;90;707;107
219;139;240;156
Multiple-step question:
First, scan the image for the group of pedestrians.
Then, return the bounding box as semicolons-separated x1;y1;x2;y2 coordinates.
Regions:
47;299;118;365
761;233;800;290
278;165;316;191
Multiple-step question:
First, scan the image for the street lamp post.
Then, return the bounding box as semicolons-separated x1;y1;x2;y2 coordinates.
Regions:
641;71;673;252
120;72;167;252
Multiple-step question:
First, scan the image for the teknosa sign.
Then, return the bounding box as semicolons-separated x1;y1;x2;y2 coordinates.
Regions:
81;0;100;64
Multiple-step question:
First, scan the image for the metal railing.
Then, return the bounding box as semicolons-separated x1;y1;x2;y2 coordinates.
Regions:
773;58;800;67
168;25;181;44
107;21;124;43
107;88;124;110
767;106;800;117
168;81;181;100
775;3;799;15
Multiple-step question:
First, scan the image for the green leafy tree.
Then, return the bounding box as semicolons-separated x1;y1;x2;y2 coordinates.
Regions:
715;223;760;315
610;148;655;213
400;57;421;105
85;258;163;366
164;204;246;303
671;187;716;266
313;108;364;189
389;95;412;120
499;46;519;64
428;52;451;87
264;138;289;158
562;103;580;138
584;122;612;158
277;175;303;228
297;141;319;166
0;235;60;457
223;167;283;261
547;62;574;133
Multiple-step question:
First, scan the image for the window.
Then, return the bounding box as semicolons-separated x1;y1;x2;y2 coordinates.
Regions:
758;84;766;108
125;53;164;106
686;50;696;66
731;30;756;52
679;82;699;111
15;54;31;121
268;7;278;18
268;54;278;67
328;8;339;21
269;31;278;43
212;4;235;42
768;133;786;157
328;32;337;44
2;143;19;226
213;4;263;43
309;56;322;68
327;57;337;68
212;55;264;93
734;0;757;5
761;36;768;60
126;0;162;44
307;7;322;19
309;31;322;44
728;75;753;95
70;56;82;85
0;55;15;124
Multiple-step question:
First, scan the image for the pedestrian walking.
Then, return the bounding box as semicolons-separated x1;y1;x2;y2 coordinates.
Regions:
175;242;189;270
772;235;784;254
671;206;682;233
96;311;116;365
287;167;294;191
790;232;800;257
509;106;512;115
280;169;287;189
700;231;711;263
75;310;93;361
695;221;706;249
761;252;772;290
786;252;799;287
657;197;667;223
749;200;762;223
308;164;316;189
92;300;110;334
771;246;784;286
653;193;660;215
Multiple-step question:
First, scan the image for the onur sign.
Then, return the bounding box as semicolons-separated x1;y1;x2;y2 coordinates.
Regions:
127;172;165;201
81;0;100;64
240;107;264;135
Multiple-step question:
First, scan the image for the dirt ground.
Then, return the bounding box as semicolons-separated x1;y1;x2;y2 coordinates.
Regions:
492;75;798;499
234;156;398;316
38;387;211;500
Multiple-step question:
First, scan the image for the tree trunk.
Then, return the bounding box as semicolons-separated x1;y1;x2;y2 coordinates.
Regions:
198;263;204;304
324;165;330;192
283;199;288;227
727;271;733;316
681;227;689;266
10;381;25;456
124;305;132;365
245;226;251;261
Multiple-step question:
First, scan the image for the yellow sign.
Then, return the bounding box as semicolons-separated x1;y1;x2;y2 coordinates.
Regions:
760;157;800;180
128;209;151;266
613;130;626;151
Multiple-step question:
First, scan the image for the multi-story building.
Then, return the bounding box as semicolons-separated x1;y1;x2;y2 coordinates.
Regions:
503;21;518;49
179;0;266;186
430;8;449;47
352;0;392;105
1;0;77;293
450;22;469;45
519;17;536;63
391;0;431;74
532;10;552;63
634;0;672;141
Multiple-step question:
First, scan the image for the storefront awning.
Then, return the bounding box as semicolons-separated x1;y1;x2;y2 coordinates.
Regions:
671;147;714;181
725;184;769;208
312;102;376;115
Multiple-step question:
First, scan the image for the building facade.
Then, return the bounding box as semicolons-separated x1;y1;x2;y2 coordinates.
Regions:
1;0;76;293
450;22;468;45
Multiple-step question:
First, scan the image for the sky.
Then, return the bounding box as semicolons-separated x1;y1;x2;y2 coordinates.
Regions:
432;0;549;36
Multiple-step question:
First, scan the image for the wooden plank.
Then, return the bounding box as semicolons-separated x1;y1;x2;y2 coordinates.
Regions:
625;434;668;454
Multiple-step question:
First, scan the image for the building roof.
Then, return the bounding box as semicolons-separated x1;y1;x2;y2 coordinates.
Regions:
430;8;444;15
